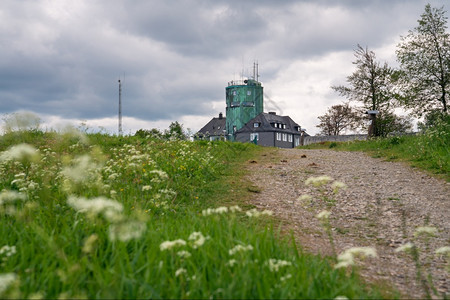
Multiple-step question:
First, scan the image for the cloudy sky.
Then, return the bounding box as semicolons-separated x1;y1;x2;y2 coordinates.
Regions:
1;0;448;135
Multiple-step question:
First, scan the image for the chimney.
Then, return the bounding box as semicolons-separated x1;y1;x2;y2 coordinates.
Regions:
268;112;276;115
219;112;223;119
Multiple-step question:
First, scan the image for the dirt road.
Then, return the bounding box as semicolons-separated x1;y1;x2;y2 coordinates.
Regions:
247;148;449;298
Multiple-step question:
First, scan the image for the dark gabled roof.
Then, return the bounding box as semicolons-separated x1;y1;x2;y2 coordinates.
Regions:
197;116;226;136
236;112;302;134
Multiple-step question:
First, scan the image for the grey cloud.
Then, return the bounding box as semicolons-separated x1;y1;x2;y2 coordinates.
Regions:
0;0;448;133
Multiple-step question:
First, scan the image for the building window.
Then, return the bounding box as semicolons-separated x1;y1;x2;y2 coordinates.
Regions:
288;134;293;142
282;133;287;141
295;137;300;147
253;122;259;128
233;90;237;95
282;124;286;129
233;126;237;133
247;90;252;96
276;132;281;141
250;133;259;141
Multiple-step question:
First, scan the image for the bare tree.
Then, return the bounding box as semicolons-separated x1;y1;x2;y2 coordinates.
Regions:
316;103;362;135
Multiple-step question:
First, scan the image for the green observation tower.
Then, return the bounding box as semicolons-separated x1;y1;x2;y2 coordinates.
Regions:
225;77;263;140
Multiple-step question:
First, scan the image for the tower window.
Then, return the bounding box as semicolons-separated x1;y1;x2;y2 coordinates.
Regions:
253;122;259;128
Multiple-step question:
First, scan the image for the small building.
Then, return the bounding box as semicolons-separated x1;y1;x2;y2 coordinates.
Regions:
235;112;306;148
196;113;227;141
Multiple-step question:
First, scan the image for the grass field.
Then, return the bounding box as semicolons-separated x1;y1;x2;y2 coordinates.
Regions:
0;130;389;299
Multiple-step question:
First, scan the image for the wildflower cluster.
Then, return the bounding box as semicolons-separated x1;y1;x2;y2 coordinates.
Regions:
394;225;449;297
229;244;253;255
246;208;273;218
202;205;241;216
335;247;377;269
265;258;292;272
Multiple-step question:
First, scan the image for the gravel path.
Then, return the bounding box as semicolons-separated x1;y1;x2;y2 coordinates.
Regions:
247;148;449;299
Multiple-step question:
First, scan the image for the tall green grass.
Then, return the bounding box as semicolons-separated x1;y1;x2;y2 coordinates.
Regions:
0;130;387;298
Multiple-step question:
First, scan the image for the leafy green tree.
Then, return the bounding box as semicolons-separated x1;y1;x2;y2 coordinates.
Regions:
135;128;163;139
333;44;395;112
374;111;413;137
396;4;450;117
332;45;399;136
316;103;362;135
164;121;187;140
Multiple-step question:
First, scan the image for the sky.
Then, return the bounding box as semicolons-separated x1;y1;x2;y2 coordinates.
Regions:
1;0;449;136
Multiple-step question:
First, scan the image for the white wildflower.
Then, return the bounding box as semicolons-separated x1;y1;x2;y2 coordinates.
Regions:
280;274;292;282
435;246;450;255
0;273;17;294
346;247;377;258
297;194;312;203
175;268;187;277
0;190;27;205
266;259;292;272
229;244;253;255
67;196;123;220
189;232;207;249
0;246;16;257
227;259;237;267
334;296;349;300
316;210;331;221
335;247;377;269
202;206;238;216
334;260;354;269
305;175;333;187
149;170;168;180
142;185;152;191
229;205;241;212
108;173;119;180
82;234;99;254
160;239;186;251
214;206;228;214
108;221;146;242
0;144;40;163
177;250;192;258
395;242;415;253
331;181;347;193
246;208;273;218
414;226;437;237
61;155;102;185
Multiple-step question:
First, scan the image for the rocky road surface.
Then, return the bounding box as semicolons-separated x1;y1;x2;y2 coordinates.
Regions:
247;148;449;299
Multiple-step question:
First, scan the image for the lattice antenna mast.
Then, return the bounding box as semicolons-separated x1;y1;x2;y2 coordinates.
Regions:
256;60;259;82
252;60;259;81
118;79;122;136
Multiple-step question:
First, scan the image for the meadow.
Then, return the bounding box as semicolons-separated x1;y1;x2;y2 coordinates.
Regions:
0;129;386;299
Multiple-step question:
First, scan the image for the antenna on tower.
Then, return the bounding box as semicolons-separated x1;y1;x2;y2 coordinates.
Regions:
118;78;122;136
256;60;259;82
